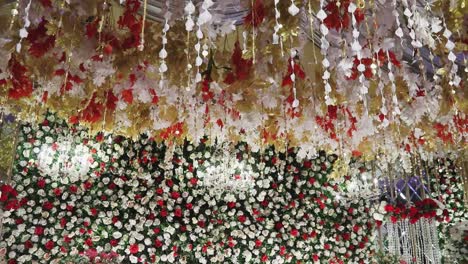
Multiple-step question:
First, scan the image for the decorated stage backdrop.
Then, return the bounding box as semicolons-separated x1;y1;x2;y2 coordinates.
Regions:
0;114;378;264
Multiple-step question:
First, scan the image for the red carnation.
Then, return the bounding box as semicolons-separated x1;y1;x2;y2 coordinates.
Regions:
129;243;139;254
45;240;54;250
37;178;46;188
238;215;247;223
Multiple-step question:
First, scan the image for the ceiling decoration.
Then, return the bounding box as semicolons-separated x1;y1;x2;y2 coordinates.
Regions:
0;0;466;164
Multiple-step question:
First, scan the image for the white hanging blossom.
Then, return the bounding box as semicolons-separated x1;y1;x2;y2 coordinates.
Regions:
184;0;196;91
316;1;333;105
159;0;171;84
16;0;32;53
290;50;299;108
348;3;367;109
443;23;461;87
288;0;300;16
272;0;283;51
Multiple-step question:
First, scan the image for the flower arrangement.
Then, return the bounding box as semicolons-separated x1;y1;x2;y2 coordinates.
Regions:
0;114;377;263
380;198;449;225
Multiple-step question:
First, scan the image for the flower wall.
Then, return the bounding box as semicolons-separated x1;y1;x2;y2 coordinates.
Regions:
0;115;377;264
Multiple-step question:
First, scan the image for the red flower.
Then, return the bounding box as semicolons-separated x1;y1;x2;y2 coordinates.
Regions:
282;57;306;87
43;201;53;211
224;41;253;84
121;89;134;104
26;19;56;58
37;178;46;189
85;237;93;247
174;208;183;218
171;191;180;199
255;239;262;247
7;56;33;99
261;254;268;262
313;254;319;262
35;226;44;235
45;240;54;250
154;239;163;248
24;240;33;249
384;204;394;213
189;177;198;186
290;228;299;237
244;0;265;27
110;239;119;246
129;243;139;254
238;215;247;223
53;188;62;196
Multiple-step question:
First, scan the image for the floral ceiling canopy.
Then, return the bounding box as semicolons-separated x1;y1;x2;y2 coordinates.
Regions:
0;0;466;159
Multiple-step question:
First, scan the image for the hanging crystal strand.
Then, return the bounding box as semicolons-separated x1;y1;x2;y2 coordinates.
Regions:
15;0;32;53
400;219;409;262
184;0;196;91
316;1;333;106
387;222;396;256
306;0;317;63
431;218;441;263
159;0;170;87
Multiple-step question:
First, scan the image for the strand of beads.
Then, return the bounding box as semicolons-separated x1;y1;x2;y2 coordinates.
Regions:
316;1;333;106
184;0;196;91
159;0;171;87
16;0;32;53
272;0;284;56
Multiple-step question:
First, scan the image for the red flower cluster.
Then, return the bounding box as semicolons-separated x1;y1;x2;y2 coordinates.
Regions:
243;0;265;27
384;198;449;224
224;41;253;84
26;19;56;58
347;50;401;80
324;0;365;31
0;184;24;211
7;56;33;99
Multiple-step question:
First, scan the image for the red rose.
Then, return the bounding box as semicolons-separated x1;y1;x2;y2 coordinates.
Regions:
110;239;119;246
24;240;33;249
85;238;93;247
53;188;62;196
174;208;182;218
238;215;247;223
255;239;262;247
290;228;299;237
155;239;163;248
160;209;168;217
313;254;319;262
45;240;54;250
42;201;53;211
64;236;72;243
37;178;46;188
185;203;193;210
129;243;139;254
60;218;67;228
189;177;198;185
69;185;78;193
261;254;268;262
171;191;180;199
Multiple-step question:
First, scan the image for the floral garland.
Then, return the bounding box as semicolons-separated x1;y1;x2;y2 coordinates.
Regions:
0;0;465;159
0;114;378;264
376;198;449;226
430;157;468;263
